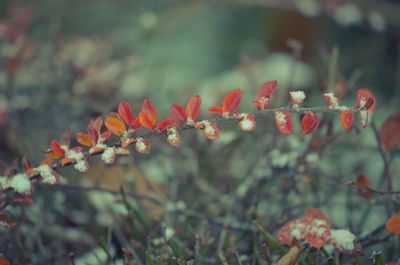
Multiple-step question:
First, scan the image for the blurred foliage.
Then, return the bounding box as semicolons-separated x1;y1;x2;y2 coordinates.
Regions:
0;0;400;264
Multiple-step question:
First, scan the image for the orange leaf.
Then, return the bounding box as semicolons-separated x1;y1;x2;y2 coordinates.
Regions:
49;140;65;159
340;110;354;131
105;113;126;136
0;258;11;265
139;98;157;130
186;95;201;121
222;88;242;115
87;116;103;143
76;132;93;147
379;113;400;151
356;174;373;199
386;215;400;235
304;208;330;225
61;157;76;167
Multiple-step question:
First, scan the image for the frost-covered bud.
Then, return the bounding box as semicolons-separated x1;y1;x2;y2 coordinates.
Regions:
290;91;306;107
331;229;357;253
74;159;89;172
135;137;151;154
8;173;31;194
198;120;219;140
236;113;256;132
274;111;293;134
66;149;84;161
167;127;181;147
36;165;57;184
101;147;115;164
323;92;339;108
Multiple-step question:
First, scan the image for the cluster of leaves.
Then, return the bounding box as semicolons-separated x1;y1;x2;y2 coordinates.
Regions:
0;80;379;241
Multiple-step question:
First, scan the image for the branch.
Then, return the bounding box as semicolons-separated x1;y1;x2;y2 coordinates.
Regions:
31;106;353;182
371;122;392;192
0;105;360;212
345;181;400;197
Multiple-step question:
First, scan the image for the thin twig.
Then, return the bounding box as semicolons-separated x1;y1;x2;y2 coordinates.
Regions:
345;181;400;196
371;122;392;192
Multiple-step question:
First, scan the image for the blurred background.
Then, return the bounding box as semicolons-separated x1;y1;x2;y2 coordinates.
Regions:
0;0;400;264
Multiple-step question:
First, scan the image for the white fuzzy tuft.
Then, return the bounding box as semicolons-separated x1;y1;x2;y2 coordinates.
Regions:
275;112;287;126
136;138;147;152
324;92;339;108
67;149;84;161
204;122;215;135
74;159;88;172
290;91;306;105
331;229;356;251
36;165;57;184
101;147;115;164
8;173;31;194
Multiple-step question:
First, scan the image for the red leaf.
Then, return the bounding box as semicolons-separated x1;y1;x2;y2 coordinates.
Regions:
222;88;242;115
171;104;187;122
356;174;373;199
118;101;141;130
340;110;354;131
22;156;32;174
50;140;65;159
87;116;103;143
386;215;400;235
157;117;177;132
276;219;309;245
12;194;33;205
379;113;400;151
304;222;331;249
208;106;223;115
258;80;277;98
0;214;17;229
301;112;320;135
139;98;157;130
186;95;201;121
252;81;277;110
274;111;293;135
356;88;377;111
